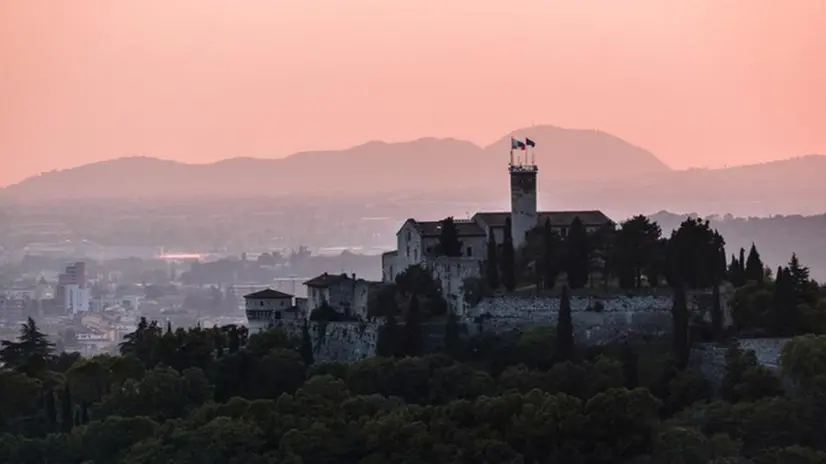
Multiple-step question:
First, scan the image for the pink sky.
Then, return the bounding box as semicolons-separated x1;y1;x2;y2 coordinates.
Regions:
1;0;824;187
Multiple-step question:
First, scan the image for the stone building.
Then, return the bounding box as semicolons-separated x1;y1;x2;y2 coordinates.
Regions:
244;288;295;333
303;272;376;319
381;143;613;314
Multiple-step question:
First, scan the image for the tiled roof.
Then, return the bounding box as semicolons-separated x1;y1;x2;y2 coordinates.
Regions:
413;219;486;238
473;210;613;228
243;288;293;299
303;272;350;288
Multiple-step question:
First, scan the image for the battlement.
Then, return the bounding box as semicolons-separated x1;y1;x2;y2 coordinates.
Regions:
508;164;538;173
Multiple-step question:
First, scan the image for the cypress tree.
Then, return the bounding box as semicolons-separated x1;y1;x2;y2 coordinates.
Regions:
376;294;400;357
61;383;73;433
620;342;639;388
438;217;463;257
80;401;89;425
565;217;590;289
444;308;461;358
214;326;225;359
554;285;575;363
728;254;744;287
771;266;788;335
501;217;516;292
541;218;558;290
485;233;499;291
403;294;423;357
228;325;240;354
711;283;723;340
44;387;57;427
671;281;690;370
788;253;812;303
300;320;314;366
717;246;728;284
376;311;399;358
738;248;746;281
744;243;765;285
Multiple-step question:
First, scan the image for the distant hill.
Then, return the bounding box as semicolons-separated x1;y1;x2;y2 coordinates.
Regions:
545;154;826;219
1;126;824;216
0;126;667;199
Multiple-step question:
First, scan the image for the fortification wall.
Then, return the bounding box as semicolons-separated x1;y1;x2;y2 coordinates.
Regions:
690;338;792;391
466;294;678;344
268;291;730;362
275;320;379;363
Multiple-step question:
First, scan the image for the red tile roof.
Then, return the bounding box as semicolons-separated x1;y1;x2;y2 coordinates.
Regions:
473;210;612;228
410;219;486;238
303;272;351;288
243;288;293;299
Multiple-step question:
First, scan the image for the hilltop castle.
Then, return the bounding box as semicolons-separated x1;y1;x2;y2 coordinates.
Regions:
244;138;614;330
381;138;613;313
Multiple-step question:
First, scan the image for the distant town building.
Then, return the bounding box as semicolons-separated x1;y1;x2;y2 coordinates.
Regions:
63;283;90;315
56;261;87;312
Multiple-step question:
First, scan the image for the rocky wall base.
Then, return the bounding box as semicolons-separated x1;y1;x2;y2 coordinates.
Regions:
275;320;379;363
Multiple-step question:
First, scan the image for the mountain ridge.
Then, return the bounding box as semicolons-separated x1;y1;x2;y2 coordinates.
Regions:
1;125;823;216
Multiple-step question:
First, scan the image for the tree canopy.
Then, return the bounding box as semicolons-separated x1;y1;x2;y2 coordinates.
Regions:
0;305;824;462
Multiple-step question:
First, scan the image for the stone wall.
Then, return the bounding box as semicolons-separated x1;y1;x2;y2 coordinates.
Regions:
464;291;730;345
275;320;379;363
690;338;792;391
267;291;734;363
466;294;675;344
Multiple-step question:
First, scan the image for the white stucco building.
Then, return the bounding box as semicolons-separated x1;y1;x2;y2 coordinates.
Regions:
244;288;295;333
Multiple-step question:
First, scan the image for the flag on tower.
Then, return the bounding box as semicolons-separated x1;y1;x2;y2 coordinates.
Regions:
525;138;536;148
511;138;526;150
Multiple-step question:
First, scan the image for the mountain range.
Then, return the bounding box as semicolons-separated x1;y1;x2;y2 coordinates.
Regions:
2;125;824;216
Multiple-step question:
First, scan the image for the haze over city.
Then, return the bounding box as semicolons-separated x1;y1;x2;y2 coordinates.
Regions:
2;0;825;187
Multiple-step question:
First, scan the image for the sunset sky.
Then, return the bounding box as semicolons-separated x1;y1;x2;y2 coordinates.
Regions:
1;1;824;187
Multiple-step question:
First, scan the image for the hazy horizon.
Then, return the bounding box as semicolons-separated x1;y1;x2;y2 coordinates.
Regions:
2;1;825;188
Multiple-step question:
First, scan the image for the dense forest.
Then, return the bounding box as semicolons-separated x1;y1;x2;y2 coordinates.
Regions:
3;313;826;462
1;215;826;463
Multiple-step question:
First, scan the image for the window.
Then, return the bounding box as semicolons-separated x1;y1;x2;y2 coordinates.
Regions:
406;230;411;241
406;245;410;257
414;249;418;261
426;246;432;253
466;246;472;257
275;311;282;320
259;301;264;307
560;228;568;238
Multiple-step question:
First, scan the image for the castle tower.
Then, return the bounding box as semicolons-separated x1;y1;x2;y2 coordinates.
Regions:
509;139;538;248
